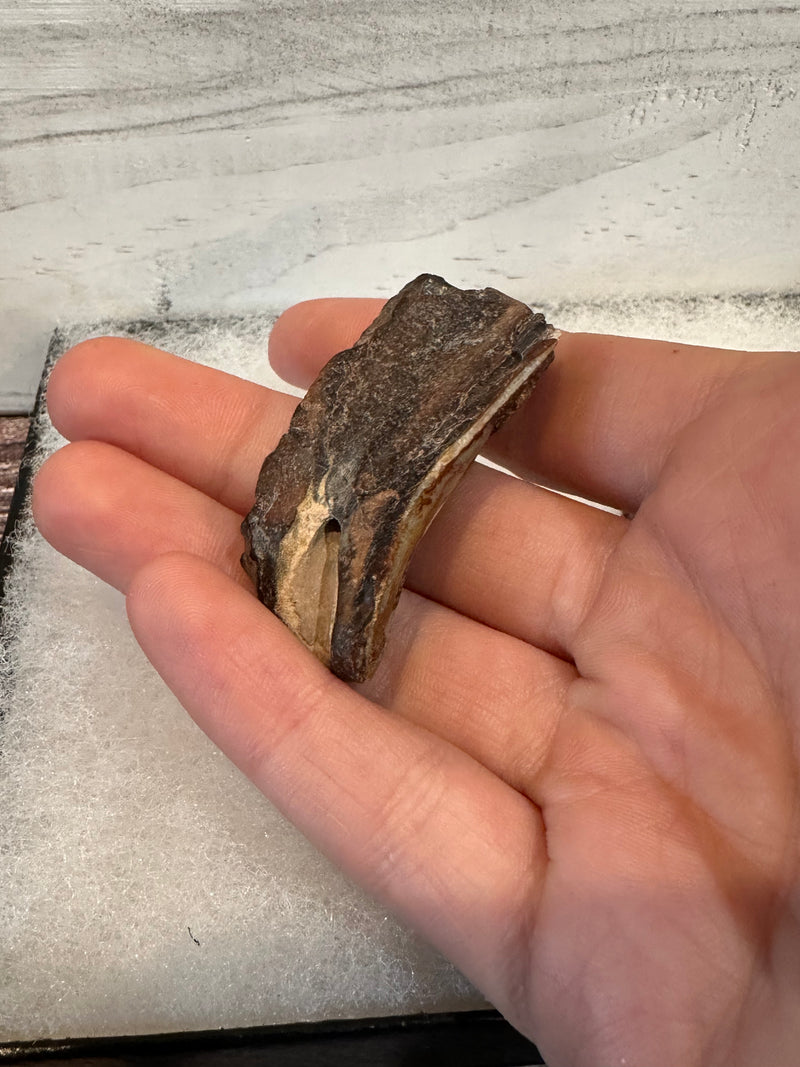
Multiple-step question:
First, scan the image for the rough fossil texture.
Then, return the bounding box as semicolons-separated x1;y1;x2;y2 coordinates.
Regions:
242;274;557;682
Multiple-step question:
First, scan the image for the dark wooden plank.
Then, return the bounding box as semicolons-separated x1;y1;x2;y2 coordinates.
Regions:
0;416;31;538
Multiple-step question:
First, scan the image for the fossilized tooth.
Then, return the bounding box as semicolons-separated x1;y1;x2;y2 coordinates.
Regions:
242;273;557;682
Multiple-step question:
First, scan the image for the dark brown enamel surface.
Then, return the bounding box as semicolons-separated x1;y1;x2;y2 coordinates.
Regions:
242;274;557;681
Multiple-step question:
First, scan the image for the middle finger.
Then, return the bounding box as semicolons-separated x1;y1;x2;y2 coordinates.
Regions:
46;337;627;655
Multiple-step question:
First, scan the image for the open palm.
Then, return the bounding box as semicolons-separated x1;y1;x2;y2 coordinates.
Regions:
33;303;800;1067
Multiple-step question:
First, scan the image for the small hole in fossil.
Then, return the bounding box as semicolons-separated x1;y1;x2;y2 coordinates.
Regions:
291;514;342;663
276;507;342;667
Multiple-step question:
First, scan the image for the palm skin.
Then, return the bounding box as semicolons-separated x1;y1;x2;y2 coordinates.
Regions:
33;303;800;1067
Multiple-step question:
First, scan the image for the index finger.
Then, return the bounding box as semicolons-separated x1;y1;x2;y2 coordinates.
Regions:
269;300;758;513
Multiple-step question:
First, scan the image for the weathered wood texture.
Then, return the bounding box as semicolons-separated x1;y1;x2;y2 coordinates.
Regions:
0;416;29;535
1;1;798;408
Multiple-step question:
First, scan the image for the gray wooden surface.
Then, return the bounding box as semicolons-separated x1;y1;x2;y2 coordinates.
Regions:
1;0;799;410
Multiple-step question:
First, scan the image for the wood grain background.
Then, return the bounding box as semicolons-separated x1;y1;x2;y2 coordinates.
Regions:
1;0;798;409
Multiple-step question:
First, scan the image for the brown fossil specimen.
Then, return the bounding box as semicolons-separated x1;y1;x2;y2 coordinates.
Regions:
242;274;557;682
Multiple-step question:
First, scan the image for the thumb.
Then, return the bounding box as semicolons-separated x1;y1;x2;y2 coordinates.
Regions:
126;551;547;1001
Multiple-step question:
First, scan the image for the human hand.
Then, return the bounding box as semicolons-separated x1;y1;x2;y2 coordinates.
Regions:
33;303;800;1067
